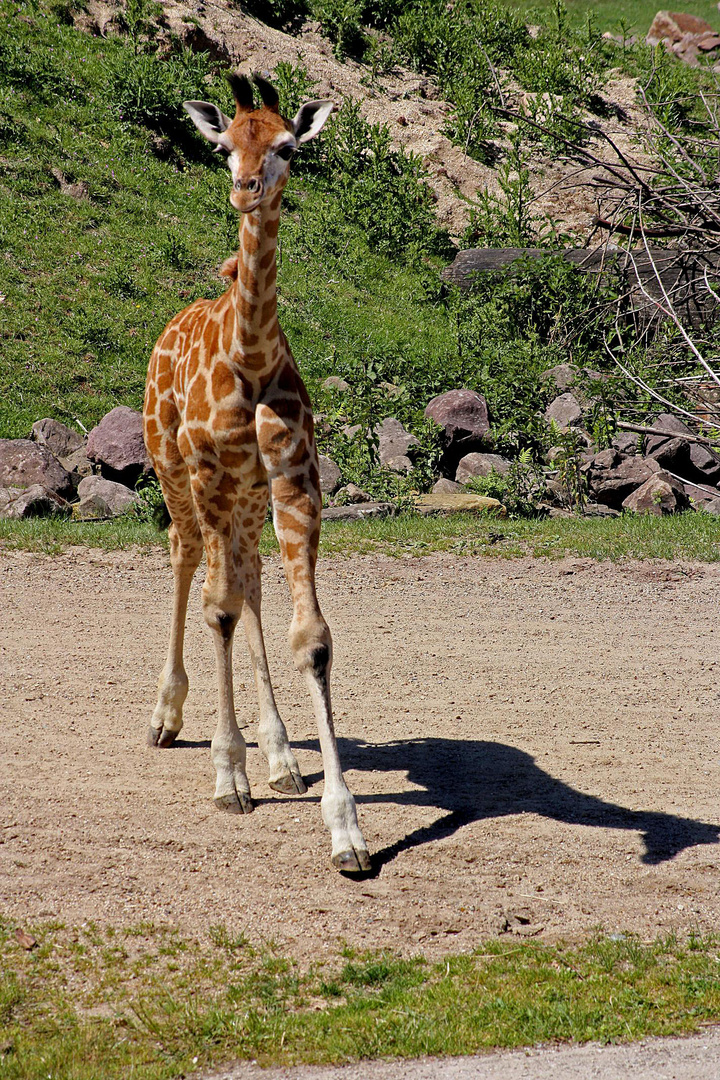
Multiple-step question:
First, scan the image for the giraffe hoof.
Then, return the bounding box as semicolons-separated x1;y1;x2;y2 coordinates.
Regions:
214;792;254;815
147;725;180;748
269;771;307;796
332;848;372;874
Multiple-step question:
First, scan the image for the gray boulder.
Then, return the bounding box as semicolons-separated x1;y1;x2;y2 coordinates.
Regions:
86;406;150;484
544;393;583;429
0;484;68;519
318;454;342;495
432;478;462;494
31;418;84;459
455;452;511;484
622;471;689;515
77;475;139;515
60;445;94;481
375;417;418;474
73;494;113;521
643;413;692;456
0;439;74;499
689;441;720;483
612;431;639;455
541;363;577;394
322;376;350;393
586;453;658;508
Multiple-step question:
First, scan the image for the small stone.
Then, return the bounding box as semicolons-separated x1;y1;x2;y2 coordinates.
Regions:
77;475;139;515
318;454;342;495
544;393;583;429
321;502;397;522
432;478;462;494
414;493;506;516
541;363;577;393
375;418;419;470
322;376;350;393
455;452;511;484
336;483;371;504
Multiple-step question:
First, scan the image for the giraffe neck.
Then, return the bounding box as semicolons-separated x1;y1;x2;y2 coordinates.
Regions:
230;194;281;357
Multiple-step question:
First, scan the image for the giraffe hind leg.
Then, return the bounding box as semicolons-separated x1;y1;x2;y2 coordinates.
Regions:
149;469;203;748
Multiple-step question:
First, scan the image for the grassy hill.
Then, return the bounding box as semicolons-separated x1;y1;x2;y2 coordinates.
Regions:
0;0;716;499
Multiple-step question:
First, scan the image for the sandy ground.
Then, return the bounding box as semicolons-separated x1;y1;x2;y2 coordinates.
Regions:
1;548;719;961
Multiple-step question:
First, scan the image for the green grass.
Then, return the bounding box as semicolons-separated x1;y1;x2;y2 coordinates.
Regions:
510;0;720;33
3;510;720;561
2;919;720;1079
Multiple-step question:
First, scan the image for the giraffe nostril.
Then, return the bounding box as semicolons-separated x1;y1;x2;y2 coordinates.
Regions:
247;178;261;193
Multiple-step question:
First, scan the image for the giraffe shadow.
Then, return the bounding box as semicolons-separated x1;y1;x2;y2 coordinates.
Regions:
291;736;719;873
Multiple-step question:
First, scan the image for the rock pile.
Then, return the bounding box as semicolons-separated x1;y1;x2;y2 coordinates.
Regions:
646;10;720;66
0;408;146;521
4;385;720;524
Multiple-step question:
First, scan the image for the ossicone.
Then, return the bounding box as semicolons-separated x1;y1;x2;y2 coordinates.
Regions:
226;72;254;113
253;74;280;113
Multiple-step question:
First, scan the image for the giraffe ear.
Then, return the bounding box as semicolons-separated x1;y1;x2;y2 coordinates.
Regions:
292;100;334;144
183;100;232;145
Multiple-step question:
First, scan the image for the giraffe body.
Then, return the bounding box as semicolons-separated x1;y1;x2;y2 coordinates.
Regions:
143;75;370;873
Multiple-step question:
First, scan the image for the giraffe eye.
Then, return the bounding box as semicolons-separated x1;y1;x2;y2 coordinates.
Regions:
276;145;295;161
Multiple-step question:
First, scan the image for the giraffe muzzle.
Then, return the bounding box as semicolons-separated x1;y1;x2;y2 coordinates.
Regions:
232;176;265;212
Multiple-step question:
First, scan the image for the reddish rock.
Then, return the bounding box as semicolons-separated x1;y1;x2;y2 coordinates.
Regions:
0;439;74;499
424;389;491;453
77;475;139;515
622;470;689;515
87;406;151;484
0;484;68;519
647;10;713;46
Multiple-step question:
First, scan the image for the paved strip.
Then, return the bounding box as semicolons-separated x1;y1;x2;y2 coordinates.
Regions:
202;1028;720;1080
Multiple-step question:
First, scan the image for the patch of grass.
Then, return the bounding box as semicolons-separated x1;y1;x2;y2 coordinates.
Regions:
2;919;720;1078
2;510;720;561
510;0;720;34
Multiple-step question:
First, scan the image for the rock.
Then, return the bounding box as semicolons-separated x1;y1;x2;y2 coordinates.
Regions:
432;478;463;494
424;389;491;464
455;452;511;484
702;497;720;515
689;442;720;482
645;435;692;473
50;167;89;200
414;493;506;516
341;423;362;441
30;418;84;459
589;455;658;508
544;393;583;429
584;448;620;471
73;494;113;520
622;470;689;515
682;481;720;508
77;475;139;515
321;502;397;522
0;484;68;519
642;413;691;455
375;417;418;473
60;446;94;480
0;439;75;499
318;454;342;495
322;376;350;393
582;502;620;518
612;432;639;455
86;406;151;484
647;10;713;47
335;483;372;504
541;363;577;394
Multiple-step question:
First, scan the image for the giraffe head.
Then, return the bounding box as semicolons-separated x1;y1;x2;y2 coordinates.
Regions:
183;74;333;213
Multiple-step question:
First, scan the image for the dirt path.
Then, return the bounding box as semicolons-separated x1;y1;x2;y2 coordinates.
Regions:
1;549;719;961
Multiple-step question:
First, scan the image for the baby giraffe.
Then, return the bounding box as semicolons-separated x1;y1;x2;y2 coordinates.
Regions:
143;73;370;873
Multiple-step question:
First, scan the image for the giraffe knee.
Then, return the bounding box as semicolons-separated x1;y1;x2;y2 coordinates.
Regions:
290;620;332;677
204;605;240;639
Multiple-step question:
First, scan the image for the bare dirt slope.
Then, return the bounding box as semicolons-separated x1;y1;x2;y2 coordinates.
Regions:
1;548;719;961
